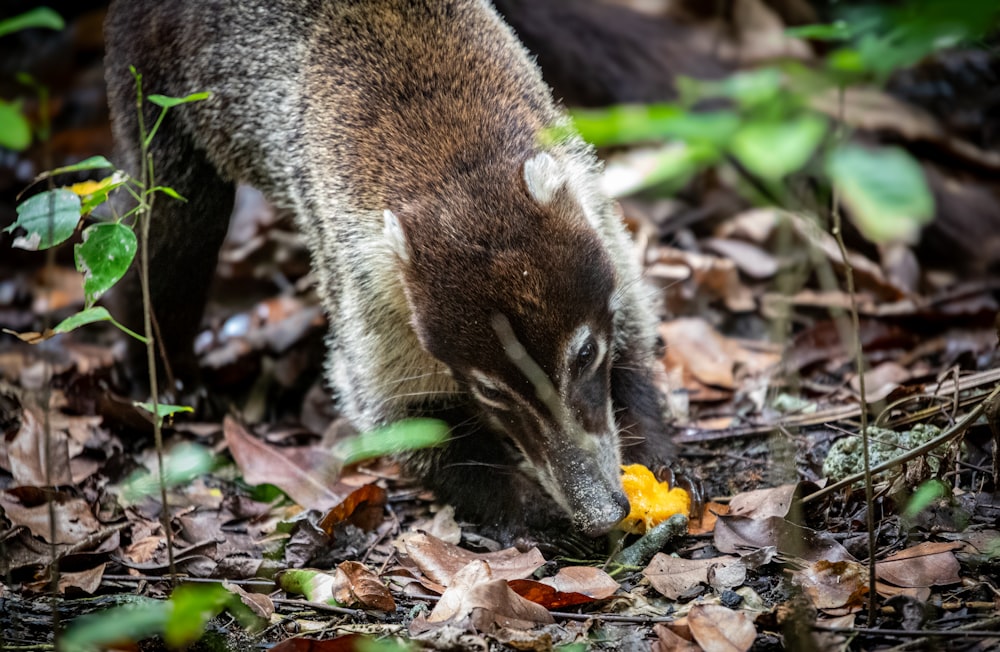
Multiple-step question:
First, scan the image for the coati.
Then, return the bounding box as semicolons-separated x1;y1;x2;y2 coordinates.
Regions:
104;0;674;544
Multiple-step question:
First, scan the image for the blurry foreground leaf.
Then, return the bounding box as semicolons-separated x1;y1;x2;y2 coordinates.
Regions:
904;479;949;519
120;442;212;503
0;7;64;38
332;418;449;465
826;144;933;243
163;584;230;649
0;99;31;150
61;598;168;652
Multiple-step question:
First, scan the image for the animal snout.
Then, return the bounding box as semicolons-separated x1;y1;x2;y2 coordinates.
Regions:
575;489;630;538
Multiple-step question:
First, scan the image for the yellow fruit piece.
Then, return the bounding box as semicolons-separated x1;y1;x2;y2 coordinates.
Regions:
620;464;690;534
69;179;108;197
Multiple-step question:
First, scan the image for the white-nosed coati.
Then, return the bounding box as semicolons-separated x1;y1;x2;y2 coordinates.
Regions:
105;0;675;545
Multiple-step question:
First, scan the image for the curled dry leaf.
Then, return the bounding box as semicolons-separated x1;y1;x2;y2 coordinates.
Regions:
334;561;396;612
403;532;546;587
688;604;757;652
427;559;554;630
223;580;275;620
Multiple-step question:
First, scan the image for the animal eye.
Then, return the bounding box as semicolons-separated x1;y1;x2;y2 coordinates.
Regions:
577;340;597;369
472;380;507;407
479;384;503;402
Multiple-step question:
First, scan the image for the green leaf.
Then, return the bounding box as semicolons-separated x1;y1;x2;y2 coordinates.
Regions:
826;144;934;243
903;479;949;519
147;91;210;108
53;306;115;333
74;223;137;307
677;69;784;109
147;185;186;201
134;402;195;420
0;99;31;150
6;189;81;250
119;442;211;504
730;114;828;180
278;569;341;605
61;598;168;652
49;155;115;176
572;105;740;148
0;7;64;38
785;21;852;41
52;306;148;342
164;584;230;649
332;418;449;465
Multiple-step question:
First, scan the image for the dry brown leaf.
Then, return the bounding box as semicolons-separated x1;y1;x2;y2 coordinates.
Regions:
702;237;779;279
427;559;554;630
224;581;275;619
688;501;729;535
794;560;868;610
403;532;545;587
727;482;819;522
224;417;347;511
0;490;100;545
652;248;755;313
31;267;84;314
812;613;857;652
317;483;388;533
540;566;619;599
875;542;962;588
653;623;700;652
334;561;396;612
714;515;853;563
688;604;757;652
850;361;912;402
5;407;73;487
507;579;594;610
873;582;931;602
644;553;740;600
24;563;106;594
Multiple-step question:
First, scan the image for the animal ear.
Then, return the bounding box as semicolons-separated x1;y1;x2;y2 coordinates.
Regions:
383;209;411;263
523;152;565;205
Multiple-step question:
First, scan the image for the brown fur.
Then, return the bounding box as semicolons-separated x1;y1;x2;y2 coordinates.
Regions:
105;0;674;545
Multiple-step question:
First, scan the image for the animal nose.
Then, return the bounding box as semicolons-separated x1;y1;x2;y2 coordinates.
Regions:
577;490;630;537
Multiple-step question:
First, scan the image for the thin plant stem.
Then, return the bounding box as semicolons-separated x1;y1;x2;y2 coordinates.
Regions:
133;71;176;581
829;85;877;627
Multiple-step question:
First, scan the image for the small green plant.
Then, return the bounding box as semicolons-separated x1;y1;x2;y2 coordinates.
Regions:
3;82;207;343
